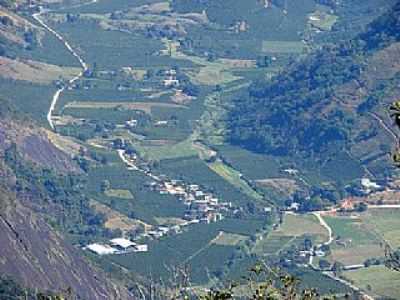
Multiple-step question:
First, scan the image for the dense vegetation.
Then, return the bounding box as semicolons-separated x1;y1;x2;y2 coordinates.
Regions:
228;2;400;157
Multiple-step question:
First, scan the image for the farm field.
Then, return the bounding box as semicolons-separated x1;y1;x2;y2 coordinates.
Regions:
253;213;329;256
324;214;383;265
207;161;263;201
11;0;394;295
344;266;400;299
362;208;400;248
108;218;265;284
0;78;56;125
85;163;186;225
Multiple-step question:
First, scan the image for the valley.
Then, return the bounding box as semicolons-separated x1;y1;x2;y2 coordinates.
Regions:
1;0;400;298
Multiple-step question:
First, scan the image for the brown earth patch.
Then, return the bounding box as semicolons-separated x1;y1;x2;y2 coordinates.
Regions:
90;200;152;233
0;57;80;84
64;101;186;114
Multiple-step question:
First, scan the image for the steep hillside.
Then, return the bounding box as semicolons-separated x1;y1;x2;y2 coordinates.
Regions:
228;1;400;180
0;195;129;300
0;101;132;299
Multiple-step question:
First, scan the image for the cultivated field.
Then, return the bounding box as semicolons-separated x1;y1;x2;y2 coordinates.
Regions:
253;214;329;256
344;266;400;299
64;101;186;115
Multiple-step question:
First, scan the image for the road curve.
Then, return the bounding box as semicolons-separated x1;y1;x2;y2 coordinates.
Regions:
32;10;88;130
313;212;334;247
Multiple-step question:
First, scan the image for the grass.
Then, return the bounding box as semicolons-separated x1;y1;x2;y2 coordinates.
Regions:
110;219;262;284
324;216;379;245
86;163;186;225
253;214;328;256
211;231;248;246
324;214;383;265
207;161;263;201
104;188;133;199
0;78;56;125
165;39;242;86
364;208;400;248
261;41;307;54
0;57;80;84
215;145;282;180
108;218;264;283
53;20;193;70
344;266;400;299
308;11;338;31
64;101;186;115
134;137;198;161
90;200;151;233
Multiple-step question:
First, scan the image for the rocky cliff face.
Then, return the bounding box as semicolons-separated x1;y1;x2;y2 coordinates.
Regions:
0;116;133;299
0;200;130;299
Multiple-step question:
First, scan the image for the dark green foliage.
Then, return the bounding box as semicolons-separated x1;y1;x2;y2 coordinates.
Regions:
228;42;361;155
359;1;400;51
109;218;265;283
0;78;56;125
85;163;186;224
3;144;106;239
54;20;193;70
227;0;400;162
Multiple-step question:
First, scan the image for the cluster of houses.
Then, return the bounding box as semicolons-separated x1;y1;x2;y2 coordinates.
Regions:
163;69;179;87
149;180;232;224
115;149;233;226
85;238;148;256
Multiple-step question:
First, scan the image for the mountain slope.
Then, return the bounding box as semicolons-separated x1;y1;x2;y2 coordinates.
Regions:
0;197;128;300
227;1;400;179
0;101;132;299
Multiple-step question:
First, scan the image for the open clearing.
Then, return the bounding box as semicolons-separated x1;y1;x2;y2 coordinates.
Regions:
64;101;186;114
90;200;152;232
207;161;263;201
164;39;242;85
211;231;248;246
324;214;382;265
0;57;80;84
344;266;400;299
253;214;328;256
134;137;198;161
104;188;134;199
261;41;306;54
362;208;400;247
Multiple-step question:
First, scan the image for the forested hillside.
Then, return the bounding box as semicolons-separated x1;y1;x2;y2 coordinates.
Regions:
228;1;400;168
0;99;131;299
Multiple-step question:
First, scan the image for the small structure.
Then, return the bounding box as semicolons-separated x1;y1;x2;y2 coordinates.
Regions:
155;120;169;127
134;244;148;252
110;238;136;251
125;119;138;128
86;244;117;255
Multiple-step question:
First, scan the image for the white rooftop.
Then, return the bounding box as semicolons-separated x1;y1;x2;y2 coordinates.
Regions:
110;238;136;249
86;243;117;255
361;178;381;189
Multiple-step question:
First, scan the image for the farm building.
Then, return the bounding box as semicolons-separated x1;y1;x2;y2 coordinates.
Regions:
86;244;117;255
110;238;136;251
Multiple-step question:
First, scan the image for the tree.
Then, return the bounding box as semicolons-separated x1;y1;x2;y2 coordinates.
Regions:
304;238;312;251
332;261;344;277
100;180;110;193
319;259;331;270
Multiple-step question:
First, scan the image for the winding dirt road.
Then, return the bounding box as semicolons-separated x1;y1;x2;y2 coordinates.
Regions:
32;8;88;130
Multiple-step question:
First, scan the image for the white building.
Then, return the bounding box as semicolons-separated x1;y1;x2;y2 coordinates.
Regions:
86;244;117;255
110;238;136;250
134;244;148;252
